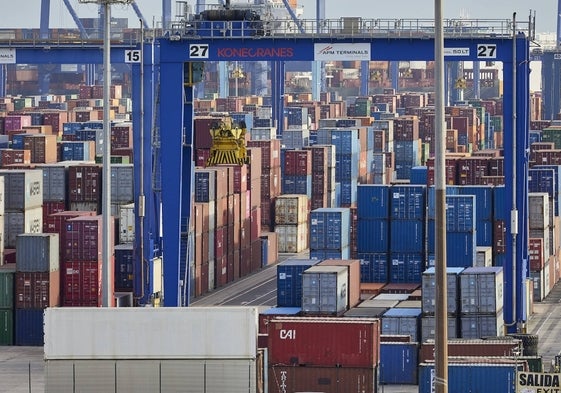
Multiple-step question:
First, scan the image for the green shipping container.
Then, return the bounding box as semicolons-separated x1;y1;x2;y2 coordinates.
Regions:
0;309;14;345
0;267;15;309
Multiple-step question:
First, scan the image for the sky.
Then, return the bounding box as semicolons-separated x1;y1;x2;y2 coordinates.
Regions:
0;0;557;34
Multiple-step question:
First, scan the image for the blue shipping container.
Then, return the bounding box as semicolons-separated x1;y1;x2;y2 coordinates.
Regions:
309;208;351;250
357;184;391;219
494;185;508;220
380;342;419;385
15;309;43;346
391;185;426;220
310;248;350;260
534;165;561;215
276;259;321;307
410;166;428;185
418;363;517;393
282;175;312;197
357;219;389;253
0;135;9;149
427;186;460;219
339;178;358;206
389;253;424;283
445;195;476;232
115;244;134;291
194;170;216;203
335;153;359;182
331;129;359;154
390;219;424;253
447;231;477;268
457;185;494;220
358;253;388;283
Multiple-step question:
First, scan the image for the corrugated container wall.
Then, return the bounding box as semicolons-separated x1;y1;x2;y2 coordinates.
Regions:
110;164;134;204
309;208;350;250
0;169;43;210
15;233;59;272
40;165;67;202
460;266;504;314
276;258;320;308
318;259;361;308
380;342;418;385
301;265;348;315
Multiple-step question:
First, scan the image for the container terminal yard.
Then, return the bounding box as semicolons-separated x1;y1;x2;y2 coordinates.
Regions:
1;0;561;391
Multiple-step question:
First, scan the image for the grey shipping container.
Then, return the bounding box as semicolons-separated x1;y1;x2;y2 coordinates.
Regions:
421;315;459;342
460;310;504;338
0;169;43;210
16;233;59;272
110;164;134;204
301;265;348;315
422;267;464;315
40;165;67;202
4;208;42;249
460;266;504;314
528;192;550;229
381;307;422;341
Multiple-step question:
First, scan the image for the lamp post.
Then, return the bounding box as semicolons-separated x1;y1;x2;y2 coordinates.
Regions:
78;0;134;307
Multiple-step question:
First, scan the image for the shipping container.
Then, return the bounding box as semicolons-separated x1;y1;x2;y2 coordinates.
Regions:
390;219;425;252
309;208;350;250
460;310;504;338
0;309;13;345
381;307;421;341
67;164;101;203
389;252;424;283
15;308;44;346
276;258;320;307
64;215;110;262
0;169;43;210
460;266;504;314
421;267;464;315
15;270;60;309
358;252;389;283
0;265;15;308
419;362;518;393
110;164;134;204
301;265;349;315
15;233;59;272
118;203;135;244
114;244;133;292
419;338;523;362
274;194;308;225
267;317;380;367
38;165;67;202
44;307;258;359
318;259;361;308
4;208;43;249
357;219;389;253
268;365;377;393
380;342;418;384
420;316;459;341
274;223;308;253
62;260;106;307
390;185;426;220
194;169;216;203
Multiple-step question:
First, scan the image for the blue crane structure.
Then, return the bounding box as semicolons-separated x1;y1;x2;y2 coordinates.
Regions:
129;16;532;334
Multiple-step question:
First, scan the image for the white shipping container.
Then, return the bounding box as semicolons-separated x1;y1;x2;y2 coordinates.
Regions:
528;192;550;229
274;194;309;225
4;207;42;248
15;233;59;272
302;265;349;315
475;246;493;267
44;307;258;360
118;203;135;244
0;169;43;210
274;223;308;253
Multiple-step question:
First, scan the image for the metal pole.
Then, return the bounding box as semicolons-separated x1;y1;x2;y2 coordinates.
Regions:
102;1;112;307
434;0;448;391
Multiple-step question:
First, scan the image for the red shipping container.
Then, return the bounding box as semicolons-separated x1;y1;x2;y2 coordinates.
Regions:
268;366;376;393
42;202;67;232
68;164;101;202
215;255;228;287
267;318;380;367
15;271;60;309
226;252;235;283
194;262;209;297
0;149;31;166
250;207;261;241
250;239;262;272
529;238;544;272
215;226;225;259
247;139;281;169
62;260;114;307
195;148;210;167
64;215;113;262
284;150;312;176
240;246;252;277
420;339;522;362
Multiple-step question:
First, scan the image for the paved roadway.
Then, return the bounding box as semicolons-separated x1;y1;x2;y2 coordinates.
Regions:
4;254;561;393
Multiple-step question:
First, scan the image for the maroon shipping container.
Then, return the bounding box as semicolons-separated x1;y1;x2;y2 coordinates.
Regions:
215;255;228;287
64;215;113;262
111;124;133;150
0;149;31;166
4;249;16;264
381;283;420;294
494;220;507;254
532;149;561;166
456;158;489;185
215;226;225;259
250;239;262;272
4;115;32;132
42;111;68;135
268;317;380;367
284;150;312;176
68;164;101;202
488;157;504;176
419;339;522;362
62;260;114;307
426;158;457;185
194;262;209;297
240;246;252;277
44;210;97;234
250;207;261;241
529;238;544;272
268;366;376;393
42;202;66;232
15;271;60;309
195;148;210;167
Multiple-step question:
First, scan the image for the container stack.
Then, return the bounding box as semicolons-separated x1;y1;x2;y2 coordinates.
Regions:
247;139;282;232
309;207;350;260
443;195;477;267
459;266;504;338
114;243;134;294
109;164;134;217
316;128;359;207
371;119;395;184
0;169;44;249
420;267;463;342
283;106;309;148
267;318;380;393
62;215;114;307
393;115;420;180
39;165;67;232
281;149;312;198
0;264;15;345
529;238;547;301
528;192;551;261
389;185;426;283
304;144;335;210
22;134;57;164
14;233;59;346
67;164;101;213
457;186;494;248
274;194;308;253
381;307;422;342
357;185;390;283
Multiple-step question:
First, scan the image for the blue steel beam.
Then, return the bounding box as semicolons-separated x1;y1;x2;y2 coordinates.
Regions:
280;0;305;34
163;0;172;29
62;0;89;39
40;0;50;39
